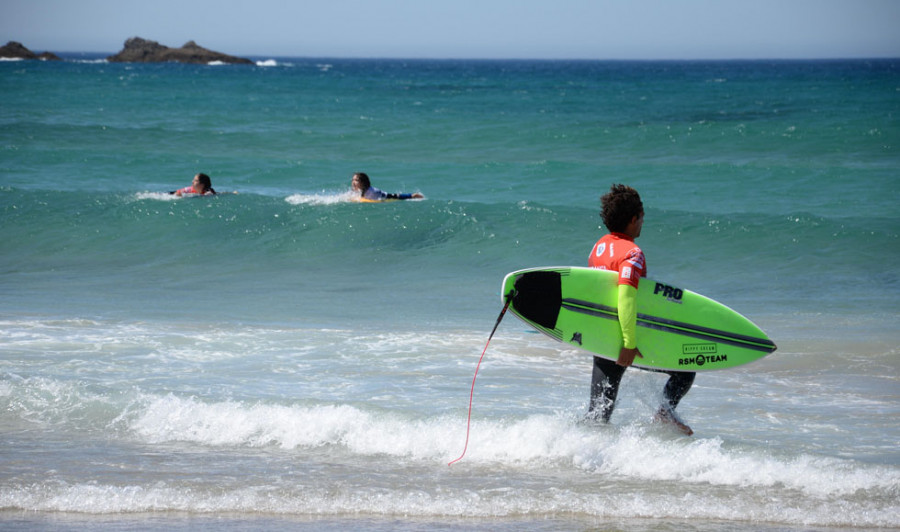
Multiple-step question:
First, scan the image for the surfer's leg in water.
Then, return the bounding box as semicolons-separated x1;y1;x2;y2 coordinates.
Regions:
663;371;695;410
655;371;696;435
587;356;626;422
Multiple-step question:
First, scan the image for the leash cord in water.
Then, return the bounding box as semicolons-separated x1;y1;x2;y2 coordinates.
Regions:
447;296;511;466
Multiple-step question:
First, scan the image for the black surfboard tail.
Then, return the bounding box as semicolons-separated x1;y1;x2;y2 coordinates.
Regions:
511;271;562;330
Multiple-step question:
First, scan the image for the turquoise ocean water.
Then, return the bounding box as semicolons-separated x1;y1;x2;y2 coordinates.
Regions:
1;56;898;530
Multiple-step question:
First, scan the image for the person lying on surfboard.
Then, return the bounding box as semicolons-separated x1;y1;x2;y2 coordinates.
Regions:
170;173;217;196
586;184;695;435
351;172;423;201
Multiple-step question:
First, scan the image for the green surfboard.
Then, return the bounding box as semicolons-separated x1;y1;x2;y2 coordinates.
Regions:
501;267;776;372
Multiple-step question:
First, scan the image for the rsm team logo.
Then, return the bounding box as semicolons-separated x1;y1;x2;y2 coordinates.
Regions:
654;282;684;303
679;344;726;367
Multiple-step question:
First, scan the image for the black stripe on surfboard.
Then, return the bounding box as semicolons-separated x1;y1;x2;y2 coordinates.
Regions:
509;311;564;342
561;298;776;353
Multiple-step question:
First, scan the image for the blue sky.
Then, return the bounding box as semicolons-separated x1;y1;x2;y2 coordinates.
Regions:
4;0;899;60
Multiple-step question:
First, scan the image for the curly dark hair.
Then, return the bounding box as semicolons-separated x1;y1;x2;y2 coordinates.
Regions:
600;184;643;233
352;172;371;193
195;173;216;195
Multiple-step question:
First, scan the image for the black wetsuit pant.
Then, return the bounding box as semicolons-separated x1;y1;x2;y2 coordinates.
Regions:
588;355;695;422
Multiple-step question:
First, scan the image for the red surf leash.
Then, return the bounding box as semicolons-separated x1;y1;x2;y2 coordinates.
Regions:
447;296;512;466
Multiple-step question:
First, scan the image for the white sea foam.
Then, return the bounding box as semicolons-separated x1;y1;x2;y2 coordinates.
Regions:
256;59;278;67
134;191;179;201
11;369;895;501
285;191;357;205
2;314;898;528
3;385;899;529
121;393;900;497
1;481;898;527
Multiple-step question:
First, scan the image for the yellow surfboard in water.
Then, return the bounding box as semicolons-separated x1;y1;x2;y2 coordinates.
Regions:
355;197;398;203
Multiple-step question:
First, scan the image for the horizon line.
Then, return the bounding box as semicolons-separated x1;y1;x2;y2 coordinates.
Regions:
39;49;900;63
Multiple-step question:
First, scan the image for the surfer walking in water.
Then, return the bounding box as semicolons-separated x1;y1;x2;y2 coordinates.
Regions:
586;184;695;435
351;172;423;201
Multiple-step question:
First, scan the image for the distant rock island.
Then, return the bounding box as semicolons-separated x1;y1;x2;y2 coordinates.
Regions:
107;37;253;65
0;41;61;61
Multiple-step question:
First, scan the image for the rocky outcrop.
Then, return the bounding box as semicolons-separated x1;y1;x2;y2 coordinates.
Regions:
0;41;61;61
106;37;253;65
